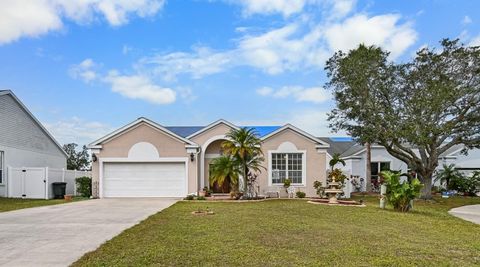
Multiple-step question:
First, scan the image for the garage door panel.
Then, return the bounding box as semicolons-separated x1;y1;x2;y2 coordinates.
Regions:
103;162;186;197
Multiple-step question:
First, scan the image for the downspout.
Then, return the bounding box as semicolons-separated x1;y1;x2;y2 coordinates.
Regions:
195;148;201;196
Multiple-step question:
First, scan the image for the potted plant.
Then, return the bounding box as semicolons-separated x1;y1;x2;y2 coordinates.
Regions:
199;186;208;197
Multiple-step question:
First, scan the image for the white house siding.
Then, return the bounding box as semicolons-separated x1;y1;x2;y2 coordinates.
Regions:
0;145;66;196
449;148;480;176
0;93;66;197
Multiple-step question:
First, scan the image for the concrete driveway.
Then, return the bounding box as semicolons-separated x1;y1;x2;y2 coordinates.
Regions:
449;204;480;225
0;198;178;266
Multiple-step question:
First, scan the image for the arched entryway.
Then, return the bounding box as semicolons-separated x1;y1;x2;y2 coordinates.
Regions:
203;138;230;193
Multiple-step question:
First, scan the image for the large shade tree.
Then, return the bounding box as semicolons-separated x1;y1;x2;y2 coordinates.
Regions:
221;128;264;194
325;39;480;198
63;143;90;171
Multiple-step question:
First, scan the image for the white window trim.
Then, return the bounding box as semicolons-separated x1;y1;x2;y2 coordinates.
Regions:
370;161;391;178
268;150;307;187
98;157;189;198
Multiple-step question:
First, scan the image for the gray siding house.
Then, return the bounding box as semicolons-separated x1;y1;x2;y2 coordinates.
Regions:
0;90;67;197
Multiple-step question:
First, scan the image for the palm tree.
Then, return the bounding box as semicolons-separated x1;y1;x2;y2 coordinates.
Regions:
329;153;346;170
221;127;264;193
209;155;240;192
435;164;463;190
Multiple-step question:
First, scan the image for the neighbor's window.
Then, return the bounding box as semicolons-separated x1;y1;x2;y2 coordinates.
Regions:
0;151;3;184
271;153;303;184
370;161;390;185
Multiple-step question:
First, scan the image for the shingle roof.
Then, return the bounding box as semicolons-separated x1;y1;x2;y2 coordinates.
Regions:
165;126;204;138
318;137;359;156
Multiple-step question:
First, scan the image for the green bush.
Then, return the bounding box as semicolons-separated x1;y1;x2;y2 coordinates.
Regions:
184;195;195;200
75;176;92;197
382;171;422;212
460;172;480;196
197;196;206;200
313;181;325;197
296;191;306;198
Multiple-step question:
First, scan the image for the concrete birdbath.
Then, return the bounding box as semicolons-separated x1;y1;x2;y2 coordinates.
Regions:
324;176;343;204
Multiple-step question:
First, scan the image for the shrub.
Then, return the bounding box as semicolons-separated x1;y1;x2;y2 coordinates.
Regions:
382;171;422;212
327;168;347;184
184;195;195;200
75;176;92;197
197;196;206;200
296;191;306;198
313;181;325;197
460;172;480;196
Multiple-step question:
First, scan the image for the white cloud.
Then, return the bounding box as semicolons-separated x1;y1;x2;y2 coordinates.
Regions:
70;58;177;105
44;116;114;146
69;58;98;83
139;11;416;79
141;46;233;81
257;85;330;103
256;86;274;96
327;0;356;19
230;0;356;19
462;15;472;25
235;0;307;17
122;44;133;55
0;0;165;44
469;35;480;46
324;14;417;59
104;71;176;104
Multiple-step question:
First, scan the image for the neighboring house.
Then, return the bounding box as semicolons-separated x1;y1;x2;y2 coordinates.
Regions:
88;118;330;198
320;137;466;191
0;90;67;197
445;148;480;176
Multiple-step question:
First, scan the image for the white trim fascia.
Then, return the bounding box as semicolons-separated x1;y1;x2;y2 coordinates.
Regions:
267;149;307;187
88;117;198;147
261;124;330;147
0;90;68;157
98;157;189;198
442;146;465;157
186;119;239;139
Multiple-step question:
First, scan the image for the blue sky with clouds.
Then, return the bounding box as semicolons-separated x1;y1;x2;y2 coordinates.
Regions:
0;0;479;146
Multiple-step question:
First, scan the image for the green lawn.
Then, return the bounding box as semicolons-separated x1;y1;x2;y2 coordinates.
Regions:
74;197;480;266
0;197;87;212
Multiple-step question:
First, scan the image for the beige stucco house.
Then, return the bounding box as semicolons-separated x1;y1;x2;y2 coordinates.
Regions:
88;118;330;198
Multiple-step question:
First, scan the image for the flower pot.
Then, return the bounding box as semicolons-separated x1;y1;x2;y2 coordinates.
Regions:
64;195;73;201
199;191;206;197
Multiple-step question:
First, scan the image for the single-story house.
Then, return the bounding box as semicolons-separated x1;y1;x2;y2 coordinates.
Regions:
0;90;67;198
88;118;330;198
320;137;469;191
450;148;480;176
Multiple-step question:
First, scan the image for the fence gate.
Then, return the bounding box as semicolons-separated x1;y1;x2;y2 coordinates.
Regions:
8;167;46;199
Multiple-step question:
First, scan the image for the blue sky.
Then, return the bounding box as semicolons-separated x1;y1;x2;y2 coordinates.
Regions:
1;0;479;146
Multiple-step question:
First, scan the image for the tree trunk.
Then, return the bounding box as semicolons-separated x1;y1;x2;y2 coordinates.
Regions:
420;175;433;199
243;164;248;194
365;142;372;192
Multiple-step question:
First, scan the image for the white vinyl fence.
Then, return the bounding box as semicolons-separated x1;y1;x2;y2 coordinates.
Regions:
7;167;91;199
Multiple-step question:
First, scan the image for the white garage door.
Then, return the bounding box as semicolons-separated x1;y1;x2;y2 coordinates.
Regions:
103;162;186;197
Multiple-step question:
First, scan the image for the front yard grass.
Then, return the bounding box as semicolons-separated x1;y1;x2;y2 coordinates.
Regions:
0;197;87;212
74;196;480;266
